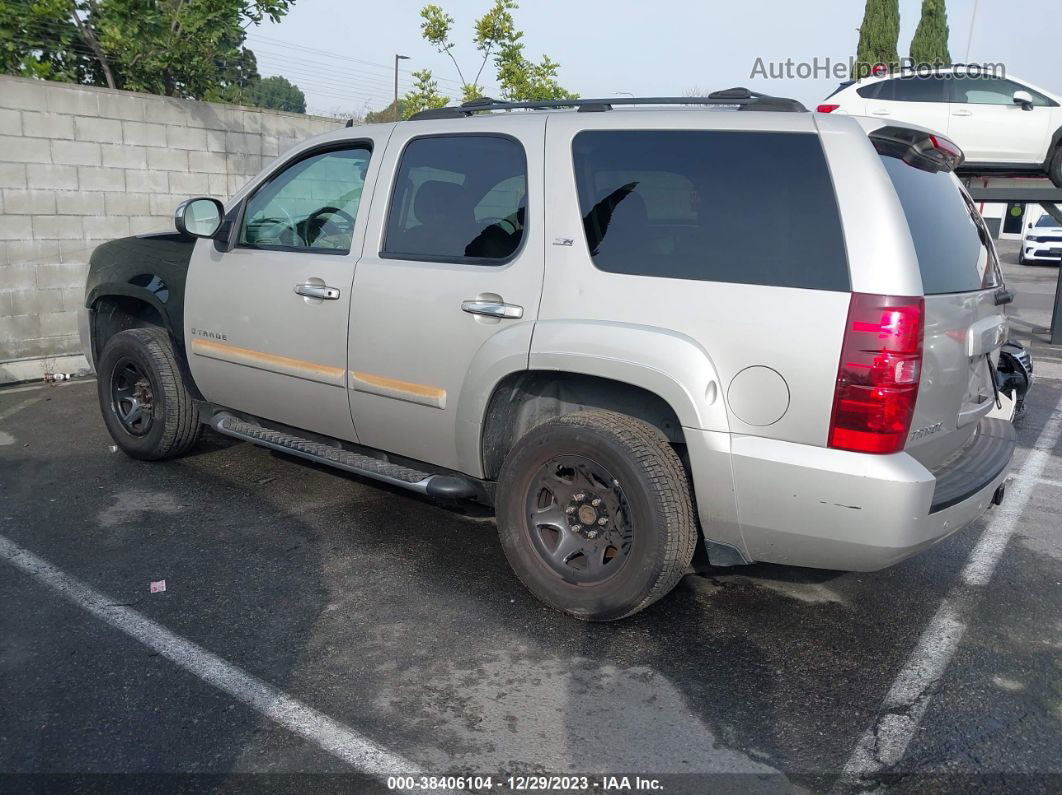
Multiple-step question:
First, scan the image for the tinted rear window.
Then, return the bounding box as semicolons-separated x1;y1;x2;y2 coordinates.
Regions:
572;131;849;290
879;155;1000;294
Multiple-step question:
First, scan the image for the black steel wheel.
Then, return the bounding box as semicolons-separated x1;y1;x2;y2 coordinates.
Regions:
96;327;201;460
110;357;155;437
497;410;697;621
526;454;634;585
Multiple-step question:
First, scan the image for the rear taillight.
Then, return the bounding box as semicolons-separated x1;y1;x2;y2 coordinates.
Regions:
828;293;924;455
816;103;840;113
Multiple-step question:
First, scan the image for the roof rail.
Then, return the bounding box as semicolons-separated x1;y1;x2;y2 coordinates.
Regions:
408;88;807;120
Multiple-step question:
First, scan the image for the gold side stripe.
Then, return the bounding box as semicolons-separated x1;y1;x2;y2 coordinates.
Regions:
191;338;346;387
349;370;446;410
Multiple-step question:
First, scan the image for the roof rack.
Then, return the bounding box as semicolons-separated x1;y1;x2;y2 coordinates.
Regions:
408;88;807;120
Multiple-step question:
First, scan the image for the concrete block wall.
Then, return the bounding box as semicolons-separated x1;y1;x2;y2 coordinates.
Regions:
0;76;340;381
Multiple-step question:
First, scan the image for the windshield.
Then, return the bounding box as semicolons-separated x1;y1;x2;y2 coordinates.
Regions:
1035;214;1061;228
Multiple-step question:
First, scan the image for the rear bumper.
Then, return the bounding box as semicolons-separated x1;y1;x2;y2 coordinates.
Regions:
718;418;1015;571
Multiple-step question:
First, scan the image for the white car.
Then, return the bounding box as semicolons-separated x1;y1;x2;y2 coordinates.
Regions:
819;68;1062;183
1020;211;1062;264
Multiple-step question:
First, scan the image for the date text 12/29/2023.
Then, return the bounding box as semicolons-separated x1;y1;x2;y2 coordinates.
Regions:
387;775;664;791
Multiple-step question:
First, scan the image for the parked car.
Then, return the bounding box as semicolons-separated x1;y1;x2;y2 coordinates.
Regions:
1020;210;1062;264
81;90;1015;621
819;68;1062;184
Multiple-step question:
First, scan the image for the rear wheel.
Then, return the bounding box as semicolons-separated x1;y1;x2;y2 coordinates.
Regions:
496;410;697;621
97;328;201;460
1049;145;1062;188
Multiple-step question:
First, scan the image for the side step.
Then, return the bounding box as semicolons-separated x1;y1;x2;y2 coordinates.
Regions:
212;415;478;500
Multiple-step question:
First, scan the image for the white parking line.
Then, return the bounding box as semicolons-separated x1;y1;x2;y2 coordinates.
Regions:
0;534;440;793
839;392;1062;786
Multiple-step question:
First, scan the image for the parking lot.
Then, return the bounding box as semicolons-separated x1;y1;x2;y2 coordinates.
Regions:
1;241;1060;793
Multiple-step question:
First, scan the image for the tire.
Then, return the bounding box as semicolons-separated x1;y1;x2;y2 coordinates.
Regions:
1018;248;1026;265
495;410;697;621
1048;145;1062;189
97;327;201;460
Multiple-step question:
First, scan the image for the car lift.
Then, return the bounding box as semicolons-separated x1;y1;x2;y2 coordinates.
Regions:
962;173;1062;345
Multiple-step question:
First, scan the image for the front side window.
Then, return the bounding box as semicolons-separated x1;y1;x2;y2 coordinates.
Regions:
383;135;527;263
949;76;1055;106
239;145;372;254
571;130;849;290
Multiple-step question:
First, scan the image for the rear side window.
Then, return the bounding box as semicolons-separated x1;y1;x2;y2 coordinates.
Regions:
891;76;947;103
572;131;849;290
383;135;527;264
879;155;1001;294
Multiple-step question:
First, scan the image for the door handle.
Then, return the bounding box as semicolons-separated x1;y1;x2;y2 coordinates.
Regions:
461;300;523;319
294;283;341;300
871;109;891;115
952;109;973;116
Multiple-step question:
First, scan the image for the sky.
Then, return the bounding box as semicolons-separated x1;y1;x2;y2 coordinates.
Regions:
244;0;1062;117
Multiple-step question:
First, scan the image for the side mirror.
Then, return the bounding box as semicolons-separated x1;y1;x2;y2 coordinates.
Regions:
1012;90;1034;110
175;197;224;239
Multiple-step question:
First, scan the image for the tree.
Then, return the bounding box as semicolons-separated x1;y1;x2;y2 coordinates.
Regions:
0;0;293;101
246;74;306;113
910;0;951;66
365;99;407;124
401;68;448;119
417;0;575;103
854;0;900;77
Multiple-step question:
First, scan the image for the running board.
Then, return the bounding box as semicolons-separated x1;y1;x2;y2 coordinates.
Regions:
212;415;478;500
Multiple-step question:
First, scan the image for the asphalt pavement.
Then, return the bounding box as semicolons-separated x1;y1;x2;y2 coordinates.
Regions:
1;241;1059;793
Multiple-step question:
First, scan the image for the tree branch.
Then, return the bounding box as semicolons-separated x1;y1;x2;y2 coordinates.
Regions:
71;1;115;88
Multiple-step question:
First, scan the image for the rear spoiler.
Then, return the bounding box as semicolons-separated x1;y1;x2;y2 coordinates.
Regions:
870;125;965;174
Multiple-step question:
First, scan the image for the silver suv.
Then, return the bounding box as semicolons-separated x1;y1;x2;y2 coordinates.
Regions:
81;90;1016;621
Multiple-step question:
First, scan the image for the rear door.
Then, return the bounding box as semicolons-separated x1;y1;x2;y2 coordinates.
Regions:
878;152;1007;468
865;76;950;135
346;120;545;473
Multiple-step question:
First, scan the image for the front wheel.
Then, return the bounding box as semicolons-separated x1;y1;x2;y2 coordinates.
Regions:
496;410;697;621
1018;247;1027;265
97;327;201;460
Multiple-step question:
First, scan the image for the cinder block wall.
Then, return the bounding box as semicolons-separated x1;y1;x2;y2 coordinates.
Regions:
0;76;340;381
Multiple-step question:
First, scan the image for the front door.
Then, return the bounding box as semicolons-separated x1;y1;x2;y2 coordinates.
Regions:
347;122;546;474
946;76;1052;163
185;140;378;441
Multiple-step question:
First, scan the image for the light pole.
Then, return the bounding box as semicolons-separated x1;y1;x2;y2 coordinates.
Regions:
964;0;979;62
394;54;410;121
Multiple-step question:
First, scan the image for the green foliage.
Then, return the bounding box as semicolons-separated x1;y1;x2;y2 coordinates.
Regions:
401;68;448;119
243;74;306;112
910;0;951;66
365;99;406;123
855;0;900;77
415;0;574;104
0;0;295;102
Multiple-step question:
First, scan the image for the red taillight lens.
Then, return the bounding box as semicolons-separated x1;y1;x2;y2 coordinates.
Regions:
828;293;924;455
817;103;840;113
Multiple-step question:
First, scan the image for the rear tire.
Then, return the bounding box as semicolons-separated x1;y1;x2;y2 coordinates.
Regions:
1048;145;1062;189
97;328;201;460
496;410;697;621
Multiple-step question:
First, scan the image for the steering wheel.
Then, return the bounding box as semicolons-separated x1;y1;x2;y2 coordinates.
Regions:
305;206;356;245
